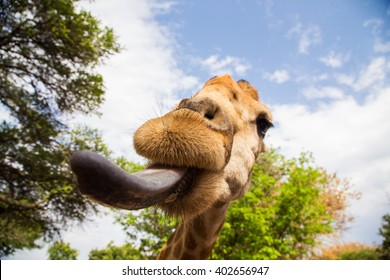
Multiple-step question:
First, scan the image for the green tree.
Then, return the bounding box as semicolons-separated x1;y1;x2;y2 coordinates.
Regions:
378;213;390;260
89;242;147;260
314;242;379;260
0;0;119;256
212;151;357;260
115;208;178;259
339;248;379;260
47;240;78;260
113;151;357;260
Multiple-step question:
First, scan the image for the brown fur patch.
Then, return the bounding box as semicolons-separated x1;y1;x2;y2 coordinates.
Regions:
185;232;197;250
181;252;196;260
237;79;259;100
209;211;226;225
173;239;183;258
193;214;207;239
200;242;216;260
213;199;227;209
173;225;184;241
214;222;225;236
225;176;242;196
167;231;176;244
158;245;170;259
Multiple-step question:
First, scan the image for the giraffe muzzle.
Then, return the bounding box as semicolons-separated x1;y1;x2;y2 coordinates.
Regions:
69;151;187;210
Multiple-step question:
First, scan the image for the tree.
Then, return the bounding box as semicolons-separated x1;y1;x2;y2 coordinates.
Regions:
339;248;379;260
378;213;390;259
0;0;119;256
47;240;78;260
115;208;178;259
212;151;358;259
89;242;147;260
112;151;358;260
314;242;379;260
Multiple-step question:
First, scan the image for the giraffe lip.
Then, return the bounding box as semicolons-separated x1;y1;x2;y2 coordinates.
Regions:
160;167;202;204
70;151;188;210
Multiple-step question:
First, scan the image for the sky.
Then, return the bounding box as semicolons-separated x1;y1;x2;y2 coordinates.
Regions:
9;0;390;259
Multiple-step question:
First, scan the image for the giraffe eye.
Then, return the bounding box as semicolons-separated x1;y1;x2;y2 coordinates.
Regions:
256;116;273;138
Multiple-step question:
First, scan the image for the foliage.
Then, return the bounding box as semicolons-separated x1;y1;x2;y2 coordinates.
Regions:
339;248;379;260
212;151;358;260
0;127;112;257
47;240;78;260
113;150;357;260
115;207;178;259
115;157;145;174
314;242;379;260
378;213;390;259
0;0;119;256
89;242;147;260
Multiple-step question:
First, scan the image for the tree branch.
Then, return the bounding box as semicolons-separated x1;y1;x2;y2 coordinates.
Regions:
0;193;47;209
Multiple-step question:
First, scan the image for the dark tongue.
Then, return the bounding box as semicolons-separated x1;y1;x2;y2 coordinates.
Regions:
69;151;187;210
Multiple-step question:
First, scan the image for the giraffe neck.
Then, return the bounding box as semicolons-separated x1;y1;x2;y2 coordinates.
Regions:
158;202;229;260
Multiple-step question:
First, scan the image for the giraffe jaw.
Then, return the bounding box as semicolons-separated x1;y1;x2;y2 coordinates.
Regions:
70;151;188;210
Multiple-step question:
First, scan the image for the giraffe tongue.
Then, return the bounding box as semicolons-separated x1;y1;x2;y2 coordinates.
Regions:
70;151;187;210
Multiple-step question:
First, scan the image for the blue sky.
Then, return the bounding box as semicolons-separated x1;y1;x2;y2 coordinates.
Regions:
9;0;390;259
162;0;390;105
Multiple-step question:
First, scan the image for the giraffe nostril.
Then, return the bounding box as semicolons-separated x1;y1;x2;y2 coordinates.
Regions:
177;97;219;121
204;108;216;120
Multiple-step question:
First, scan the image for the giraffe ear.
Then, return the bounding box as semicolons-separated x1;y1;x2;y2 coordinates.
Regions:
237;79;259;100
70;151;187;210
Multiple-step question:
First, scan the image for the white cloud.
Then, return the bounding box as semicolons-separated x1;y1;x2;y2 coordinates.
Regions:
363;18;383;37
374;39;390;53
70;0;200;161
363;18;390;53
269;85;390;244
315;73;329;81
288;21;322;54
257;0;283;30
264;69;290;84
302;86;344;100
354;56;389;91
149;1;178;14
335;73;354;86
296;73;328;83
199;55;251;76
335;57;389;91
319;51;349;68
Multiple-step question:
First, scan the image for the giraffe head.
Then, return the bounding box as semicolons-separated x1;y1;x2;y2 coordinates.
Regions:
70;75;272;220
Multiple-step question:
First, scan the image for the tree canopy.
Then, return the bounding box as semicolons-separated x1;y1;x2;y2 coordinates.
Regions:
378;213;390;259
89;242;147;260
213;151;357;259
0;0;119;256
47;240;78;260
313;242;379;260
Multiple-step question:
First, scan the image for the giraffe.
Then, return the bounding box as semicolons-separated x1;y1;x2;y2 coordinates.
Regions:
70;75;273;259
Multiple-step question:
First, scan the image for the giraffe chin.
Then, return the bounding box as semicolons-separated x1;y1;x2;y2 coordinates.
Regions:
69;151;188;210
156;166;229;219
